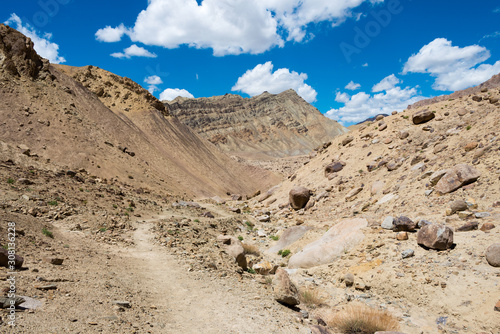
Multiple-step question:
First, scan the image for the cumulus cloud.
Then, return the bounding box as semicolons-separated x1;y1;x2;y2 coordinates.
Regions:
403;38;500;91
95;24;129;42
144;75;163;93
96;0;380;56
231;61;317;103
372;74;400;92
159;88;194;101
345;81;361;90
326;75;426;125
111;45;157;59
4;13;66;64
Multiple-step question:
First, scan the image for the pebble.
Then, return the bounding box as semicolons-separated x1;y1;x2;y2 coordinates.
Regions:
402;249;415;259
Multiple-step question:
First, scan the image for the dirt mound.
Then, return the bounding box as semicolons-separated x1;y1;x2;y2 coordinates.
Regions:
165;90;348;159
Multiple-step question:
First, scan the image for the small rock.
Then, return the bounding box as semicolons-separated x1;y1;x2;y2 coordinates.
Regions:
378;123;387;131
412;109;435;124
464;142;478;152
495;300;500;312
447;200;468;215
324;162;344;175
471;96;482;102
396;232;408;241
393;216;417;232
381;216;394;230
342;136;354;146
417;224;454;250
257;215;270;223
480;223;495;232
343;273;355;287
383;137;393;144
399;130;409;139
289;187;311;210
354;282;366;291
485;244;500;267
43;257;64;266
458;211;474;219
112;301;131;308
424;189;434;196
17;178;34;185
35;284;58;290
345;187;363;202
474;212;491;218
457;221;479;232
402;249;414;259
429;170;448;186
457;108;468;116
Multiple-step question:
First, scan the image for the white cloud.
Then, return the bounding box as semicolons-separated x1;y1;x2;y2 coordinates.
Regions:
144;75;163;93
96;0;380;56
403;38;500;91
345;81;361;90
231;61;317;103
160;88;194;101
4;13;66;64
95;24;129;42
480;31;500;42
111;44;157;59
326;75;426;125
362;63;369;67
372;74;400;92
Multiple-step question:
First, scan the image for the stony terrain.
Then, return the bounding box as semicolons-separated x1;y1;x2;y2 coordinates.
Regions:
1;23;499;334
165;91;347;159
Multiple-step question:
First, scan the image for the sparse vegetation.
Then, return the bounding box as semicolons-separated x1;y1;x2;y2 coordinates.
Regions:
402;115;409;119
48;200;58;206
7;178;14;184
245;221;255;230
270;235;279;241
466;125;472;130
242;243;260;256
194;219;200;223
99;227;107;232
42;228;54;238
278;249;291;257
238;235;243;241
247;268;256;274
299;287;326;308
326;303;400;334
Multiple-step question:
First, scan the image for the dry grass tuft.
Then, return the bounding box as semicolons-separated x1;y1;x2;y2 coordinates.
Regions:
326;303;399;334
242;243;260;256
299;286;326;308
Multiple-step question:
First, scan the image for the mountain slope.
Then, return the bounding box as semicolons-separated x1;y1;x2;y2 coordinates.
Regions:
165;90;348;159
0;24;279;197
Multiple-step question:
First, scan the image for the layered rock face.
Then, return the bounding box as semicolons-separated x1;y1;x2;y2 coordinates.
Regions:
165;90;347;159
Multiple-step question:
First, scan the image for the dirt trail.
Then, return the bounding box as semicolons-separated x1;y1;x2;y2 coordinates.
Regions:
115;220;305;334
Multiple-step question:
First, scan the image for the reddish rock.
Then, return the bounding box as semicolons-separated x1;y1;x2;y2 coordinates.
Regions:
480;223;495;232
464;142;478;152
289;186;311;210
495;300;500;312
396;232;409;240
435;164;481;194
412;110;435;124
417;224;454;250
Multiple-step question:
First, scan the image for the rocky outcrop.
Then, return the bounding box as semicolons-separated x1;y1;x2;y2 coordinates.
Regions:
165;90;347;158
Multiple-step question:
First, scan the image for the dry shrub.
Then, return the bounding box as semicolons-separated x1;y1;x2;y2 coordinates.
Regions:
242;243;260;256
299;286;326;308
327;303;399;334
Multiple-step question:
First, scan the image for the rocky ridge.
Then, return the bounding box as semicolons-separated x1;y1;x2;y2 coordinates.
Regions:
165;91;348;159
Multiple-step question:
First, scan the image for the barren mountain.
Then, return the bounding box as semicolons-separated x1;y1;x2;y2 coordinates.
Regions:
165;91;348;159
0;24;279;198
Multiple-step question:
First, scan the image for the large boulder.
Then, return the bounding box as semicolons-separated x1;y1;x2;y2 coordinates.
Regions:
412;110;435;124
485;243;500;267
417;224;454;250
216;235;247;270
288;218;368;269
435;164;481;194
272;268;300;306
289;186;311;210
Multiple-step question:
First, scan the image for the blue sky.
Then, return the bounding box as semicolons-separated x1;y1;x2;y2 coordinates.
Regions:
3;0;500;126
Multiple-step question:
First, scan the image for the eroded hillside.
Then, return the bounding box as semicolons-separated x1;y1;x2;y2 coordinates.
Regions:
165;90;348;159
